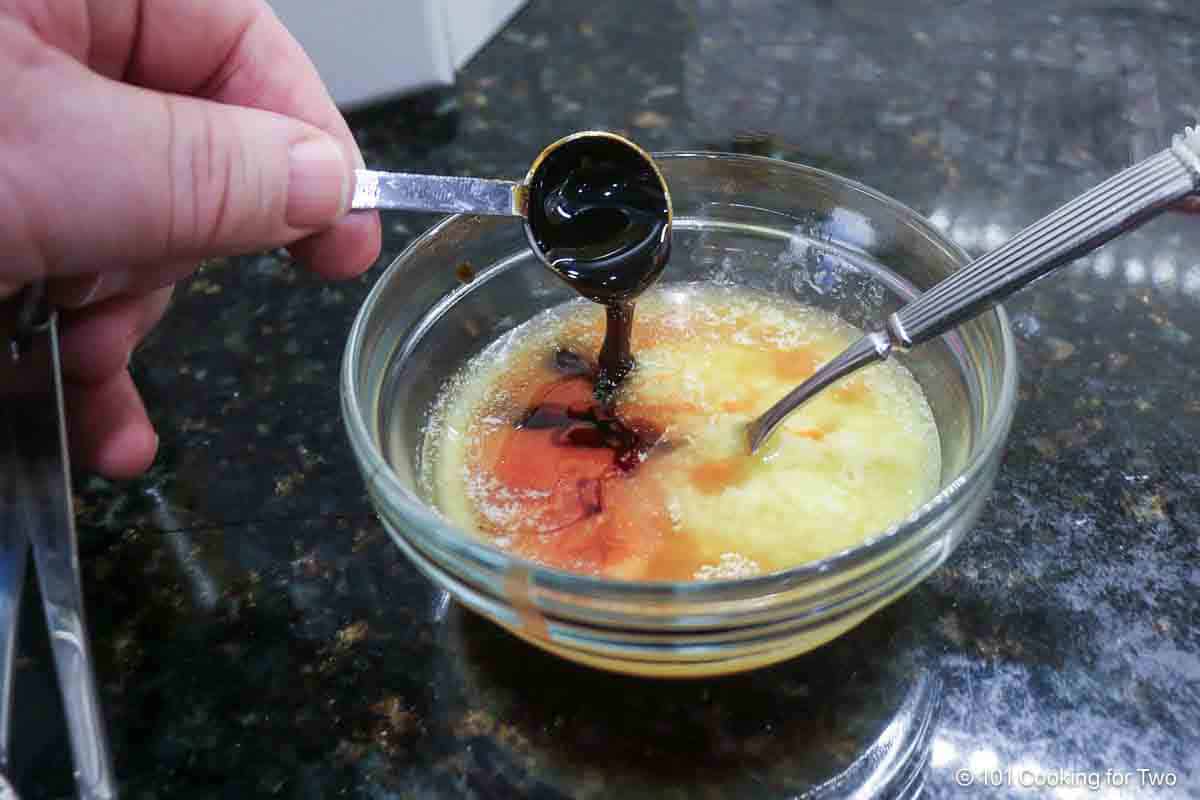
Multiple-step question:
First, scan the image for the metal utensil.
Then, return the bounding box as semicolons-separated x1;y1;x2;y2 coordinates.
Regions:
350;130;671;270
351;169;524;217
2;292;37;800
1;286;118;799
0;440;29;799
748;126;1200;452
349;129;632;217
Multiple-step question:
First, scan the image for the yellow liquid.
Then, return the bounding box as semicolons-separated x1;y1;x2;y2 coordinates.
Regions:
421;285;941;581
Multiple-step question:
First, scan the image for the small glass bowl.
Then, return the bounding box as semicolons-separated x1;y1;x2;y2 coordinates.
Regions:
341;153;1017;677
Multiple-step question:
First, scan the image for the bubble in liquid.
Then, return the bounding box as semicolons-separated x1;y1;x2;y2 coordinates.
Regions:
1010;312;1042;340
694;552;761;580
807;251;843;296
780;231;852;301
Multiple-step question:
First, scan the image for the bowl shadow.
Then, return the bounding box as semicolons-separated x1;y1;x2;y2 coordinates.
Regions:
434;589;942;798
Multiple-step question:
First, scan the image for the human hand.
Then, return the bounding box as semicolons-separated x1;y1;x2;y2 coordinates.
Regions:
0;0;381;479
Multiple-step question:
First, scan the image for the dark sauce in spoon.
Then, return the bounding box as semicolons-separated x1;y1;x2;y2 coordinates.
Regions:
525;136;671;396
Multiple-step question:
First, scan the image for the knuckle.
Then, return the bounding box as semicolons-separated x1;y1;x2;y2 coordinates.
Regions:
164;97;245;255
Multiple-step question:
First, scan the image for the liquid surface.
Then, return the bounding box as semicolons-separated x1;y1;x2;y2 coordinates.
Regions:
422;285;941;581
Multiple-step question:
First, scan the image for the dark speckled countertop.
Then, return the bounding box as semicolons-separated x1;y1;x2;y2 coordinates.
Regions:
12;1;1200;797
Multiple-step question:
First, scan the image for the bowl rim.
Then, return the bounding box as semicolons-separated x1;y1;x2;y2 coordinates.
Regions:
341;151;1019;597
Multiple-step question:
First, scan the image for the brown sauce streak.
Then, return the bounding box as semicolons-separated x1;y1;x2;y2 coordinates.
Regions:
455;262;476;284
474;351;676;576
525;136;670;396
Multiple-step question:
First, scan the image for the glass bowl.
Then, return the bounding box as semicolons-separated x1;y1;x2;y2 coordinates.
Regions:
341;153;1017;678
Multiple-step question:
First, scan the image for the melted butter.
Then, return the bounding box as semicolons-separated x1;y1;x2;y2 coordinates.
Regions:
421;285;941;581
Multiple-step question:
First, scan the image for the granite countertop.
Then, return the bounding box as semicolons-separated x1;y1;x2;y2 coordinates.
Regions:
12;1;1200;797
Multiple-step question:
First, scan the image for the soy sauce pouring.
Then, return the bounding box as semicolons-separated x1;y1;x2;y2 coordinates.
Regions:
351;131;672;392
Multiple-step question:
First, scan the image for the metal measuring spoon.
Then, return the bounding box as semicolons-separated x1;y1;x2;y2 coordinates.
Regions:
353;130;672;390
747;125;1200;453
351;130;672;297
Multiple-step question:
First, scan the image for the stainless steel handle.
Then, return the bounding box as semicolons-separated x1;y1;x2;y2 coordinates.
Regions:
749;126;1200;453
3;290;118;799
888;129;1200;349
0;476;28;777
351;169;525;217
27;316;118;800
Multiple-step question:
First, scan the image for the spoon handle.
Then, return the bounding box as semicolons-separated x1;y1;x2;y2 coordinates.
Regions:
351;169;525;217
749;126;1200;453
889;128;1200;349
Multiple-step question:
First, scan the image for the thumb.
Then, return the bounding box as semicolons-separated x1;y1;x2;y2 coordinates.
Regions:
14;66;357;280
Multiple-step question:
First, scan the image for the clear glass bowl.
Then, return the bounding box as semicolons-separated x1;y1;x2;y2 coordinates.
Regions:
341;153;1017;677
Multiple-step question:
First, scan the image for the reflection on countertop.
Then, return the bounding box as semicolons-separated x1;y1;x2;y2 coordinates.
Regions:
12;0;1199;797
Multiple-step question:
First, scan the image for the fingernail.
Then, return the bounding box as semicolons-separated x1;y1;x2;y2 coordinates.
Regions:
287;136;351;229
54;274;104;308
